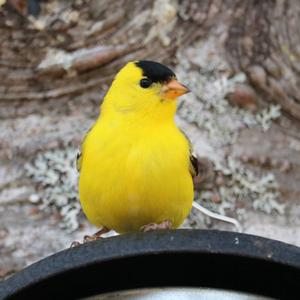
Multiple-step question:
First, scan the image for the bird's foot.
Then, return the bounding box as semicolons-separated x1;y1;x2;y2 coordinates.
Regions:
70;241;81;248
70;227;110;248
140;220;172;232
83;233;103;243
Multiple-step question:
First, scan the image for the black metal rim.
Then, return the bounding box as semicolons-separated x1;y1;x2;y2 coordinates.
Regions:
1;229;300;300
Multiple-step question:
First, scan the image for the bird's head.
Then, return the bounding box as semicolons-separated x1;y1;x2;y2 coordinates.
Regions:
102;60;190;120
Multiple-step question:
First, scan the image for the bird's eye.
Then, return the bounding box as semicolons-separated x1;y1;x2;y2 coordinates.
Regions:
140;78;152;88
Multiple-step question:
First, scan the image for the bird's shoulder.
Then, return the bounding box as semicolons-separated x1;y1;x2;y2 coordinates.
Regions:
189;154;198;177
180;129;198;177
76;124;95;172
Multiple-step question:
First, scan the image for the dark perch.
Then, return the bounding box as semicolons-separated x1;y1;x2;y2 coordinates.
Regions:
0;229;299;300
1;0;300;276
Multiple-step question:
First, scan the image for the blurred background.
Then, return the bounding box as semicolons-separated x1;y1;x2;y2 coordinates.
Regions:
0;0;300;280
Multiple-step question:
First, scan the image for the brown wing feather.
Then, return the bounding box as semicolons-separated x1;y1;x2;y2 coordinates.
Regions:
190;154;199;177
76;151;82;172
180;129;198;177
76;124;95;172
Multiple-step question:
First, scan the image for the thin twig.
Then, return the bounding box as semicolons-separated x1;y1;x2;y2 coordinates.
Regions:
192;201;243;232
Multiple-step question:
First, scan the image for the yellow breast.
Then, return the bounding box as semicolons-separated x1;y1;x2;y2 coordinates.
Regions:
79;117;194;233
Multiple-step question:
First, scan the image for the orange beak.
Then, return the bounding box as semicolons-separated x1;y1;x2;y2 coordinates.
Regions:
161;79;190;99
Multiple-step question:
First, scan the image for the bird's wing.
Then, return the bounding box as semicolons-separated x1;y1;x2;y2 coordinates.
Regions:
76;125;94;172
180;129;198;177
76;151;82;172
189;153;198;177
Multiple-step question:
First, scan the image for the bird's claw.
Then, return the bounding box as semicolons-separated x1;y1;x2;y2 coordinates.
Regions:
70;240;81;248
70;236;100;248
70;235;101;248
141;220;172;232
83;234;99;243
70;227;110;248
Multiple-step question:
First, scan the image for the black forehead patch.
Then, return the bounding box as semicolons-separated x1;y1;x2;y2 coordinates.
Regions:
135;60;175;83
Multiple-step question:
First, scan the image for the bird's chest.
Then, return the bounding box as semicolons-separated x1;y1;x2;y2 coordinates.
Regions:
83;125;189;191
85;134;188;190
106;129;187;178
80;125;193;232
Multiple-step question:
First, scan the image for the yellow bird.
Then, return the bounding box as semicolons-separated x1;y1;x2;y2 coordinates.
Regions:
77;60;197;240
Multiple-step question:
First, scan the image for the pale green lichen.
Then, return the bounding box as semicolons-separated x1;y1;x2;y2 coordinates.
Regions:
176;48;284;218
25;147;80;231
215;155;284;215
145;0;178;46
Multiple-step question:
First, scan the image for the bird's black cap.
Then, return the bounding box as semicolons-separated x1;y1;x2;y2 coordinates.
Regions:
135;60;175;83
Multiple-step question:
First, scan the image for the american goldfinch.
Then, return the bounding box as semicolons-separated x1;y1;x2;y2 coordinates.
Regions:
77;60;197;239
